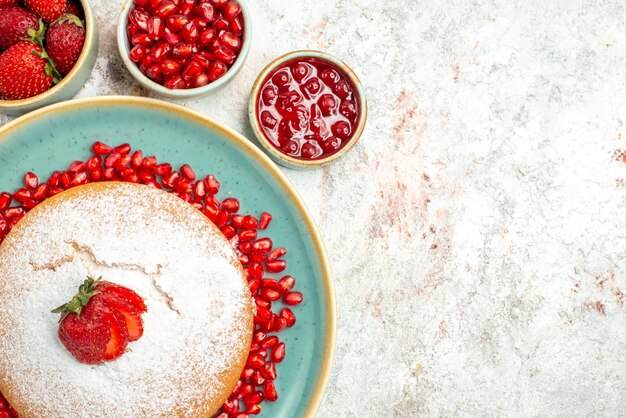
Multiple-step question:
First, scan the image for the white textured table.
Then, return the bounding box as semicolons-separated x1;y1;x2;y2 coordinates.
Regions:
3;1;626;416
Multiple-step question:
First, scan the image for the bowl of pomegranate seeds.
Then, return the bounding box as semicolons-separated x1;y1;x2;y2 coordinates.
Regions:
249;50;367;169
118;0;250;98
0;0;98;115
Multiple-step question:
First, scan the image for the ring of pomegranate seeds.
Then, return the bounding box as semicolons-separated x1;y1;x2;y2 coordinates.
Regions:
0;141;303;418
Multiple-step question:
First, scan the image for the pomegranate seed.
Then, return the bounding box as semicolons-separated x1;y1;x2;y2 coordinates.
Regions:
113;143;131;155
163;31;182;45
214;16;229;31
265;259;286;273
179;0;194;15
251;237;272;252
260;335;278;349
244;403;261;415
198;28;216;47
23;172;38;189
114;154;132;171
220;225;236;239
246;353;264;369
129;8;149;31
0;193;12;211
259;287;280;301
220;31;241;51
280;307;296;327
162;171;180;189
192;180;206;198
147;16;165;39
222;398;238;414
132;32;152;46
222;1;242;19
139;55;153;73
242;215;258;229
48;186;65;196
68;160;87;172
271;342;286;363
278;275;295;293
230;214;244;228
150;41;171;62
239;382;254;398
213;45;235;64
241;367;254;380
215;413;228;418
172;43;195;58
262;362;277;380
32;184;48;200
239;229;257;242
248;278;261;293
3;207;24;219
230;15;244;35
257;212;272;229
13;188;30;203
91;166;103;180
203;174;220;194
195;2;215;21
131;150;143;168
86;155;102;172
283;291;303;306
263;380;278;402
193;72;209;87
266;247;285;261
273;317;287;332
142;156;157;170
181;21;199;43
221;197;239;213
207;60;227;81
182;61;202;80
244;391;263;405
153;163;172;176
164;75;186;89
155;0;176;17
160;59;181;76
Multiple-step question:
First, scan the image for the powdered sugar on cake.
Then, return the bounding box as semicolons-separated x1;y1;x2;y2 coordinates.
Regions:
0;182;253;417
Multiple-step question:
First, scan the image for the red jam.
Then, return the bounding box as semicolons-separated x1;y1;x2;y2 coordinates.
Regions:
126;0;245;89
256;57;360;160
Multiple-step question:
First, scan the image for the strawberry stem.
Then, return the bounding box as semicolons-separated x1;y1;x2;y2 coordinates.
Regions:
27;19;62;84
52;276;102;321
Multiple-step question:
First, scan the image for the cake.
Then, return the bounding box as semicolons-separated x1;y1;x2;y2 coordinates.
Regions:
0;182;254;417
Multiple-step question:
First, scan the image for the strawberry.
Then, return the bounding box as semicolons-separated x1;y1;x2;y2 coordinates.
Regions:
64;0;82;18
0;39;59;100
45;14;85;75
0;0;19;8
52;276;147;364
23;0;66;23
0;7;40;51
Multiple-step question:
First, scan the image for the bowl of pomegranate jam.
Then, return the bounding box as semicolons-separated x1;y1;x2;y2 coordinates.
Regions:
117;0;251;99
249;50;367;169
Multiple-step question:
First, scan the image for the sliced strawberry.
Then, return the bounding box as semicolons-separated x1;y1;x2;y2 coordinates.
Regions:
102;308;128;360
94;290;145;341
97;281;147;313
120;311;144;342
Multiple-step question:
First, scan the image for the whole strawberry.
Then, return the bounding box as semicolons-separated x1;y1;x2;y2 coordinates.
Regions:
0;0;19;8
0;40;58;100
64;0;82;18
24;0;66;23
45;14;85;75
52;276;147;364
0;7;40;51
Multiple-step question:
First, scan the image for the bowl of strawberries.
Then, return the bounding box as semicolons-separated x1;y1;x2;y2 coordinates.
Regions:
0;0;98;115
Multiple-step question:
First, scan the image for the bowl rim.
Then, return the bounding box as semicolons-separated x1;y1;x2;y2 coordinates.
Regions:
248;49;368;168
0;95;337;417
117;0;251;98
0;0;97;110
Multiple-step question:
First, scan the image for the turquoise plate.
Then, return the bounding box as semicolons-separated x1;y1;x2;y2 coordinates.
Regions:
0;96;336;418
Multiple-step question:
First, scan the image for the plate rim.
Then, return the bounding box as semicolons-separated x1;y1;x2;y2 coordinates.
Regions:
0;95;337;418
